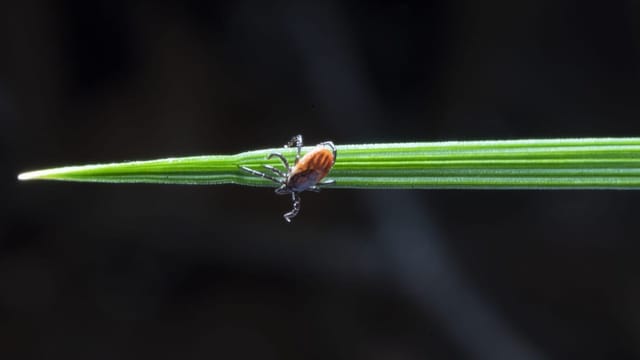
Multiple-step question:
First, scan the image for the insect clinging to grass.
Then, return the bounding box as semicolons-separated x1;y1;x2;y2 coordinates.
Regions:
239;135;337;222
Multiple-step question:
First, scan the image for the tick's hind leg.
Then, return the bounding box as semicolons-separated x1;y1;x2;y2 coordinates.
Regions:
285;134;303;166
239;166;282;184
318;141;337;166
283;192;301;223
309;179;335;192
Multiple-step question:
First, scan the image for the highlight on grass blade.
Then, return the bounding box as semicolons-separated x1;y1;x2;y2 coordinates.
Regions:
19;166;94;181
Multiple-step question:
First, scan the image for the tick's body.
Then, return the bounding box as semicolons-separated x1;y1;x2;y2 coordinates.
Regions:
287;147;335;192
239;135;336;222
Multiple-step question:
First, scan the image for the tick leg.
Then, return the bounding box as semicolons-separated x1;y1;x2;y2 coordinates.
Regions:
267;153;290;172
239;166;282;185
283;192;301;223
313;179;335;190
319;141;337;166
319;179;336;185
275;186;291;195
285;134;303;166
263;165;286;177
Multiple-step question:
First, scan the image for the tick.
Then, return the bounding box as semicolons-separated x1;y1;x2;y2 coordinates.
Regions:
239;134;337;222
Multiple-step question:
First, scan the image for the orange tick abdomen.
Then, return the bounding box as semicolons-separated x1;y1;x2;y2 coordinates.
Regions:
288;147;335;191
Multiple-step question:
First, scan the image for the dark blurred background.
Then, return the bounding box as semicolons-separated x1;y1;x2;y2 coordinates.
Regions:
2;1;640;359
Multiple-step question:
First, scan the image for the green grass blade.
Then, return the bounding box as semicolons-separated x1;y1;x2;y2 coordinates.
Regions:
17;137;640;189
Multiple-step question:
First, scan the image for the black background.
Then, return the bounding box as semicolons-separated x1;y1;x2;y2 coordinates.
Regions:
2;1;640;359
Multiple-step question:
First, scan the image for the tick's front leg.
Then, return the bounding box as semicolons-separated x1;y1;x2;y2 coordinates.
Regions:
283;192;301;223
267;152;291;172
239;166;282;184
263;164;286;177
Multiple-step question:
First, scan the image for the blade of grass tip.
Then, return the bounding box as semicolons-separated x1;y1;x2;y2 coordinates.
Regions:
17;137;640;189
